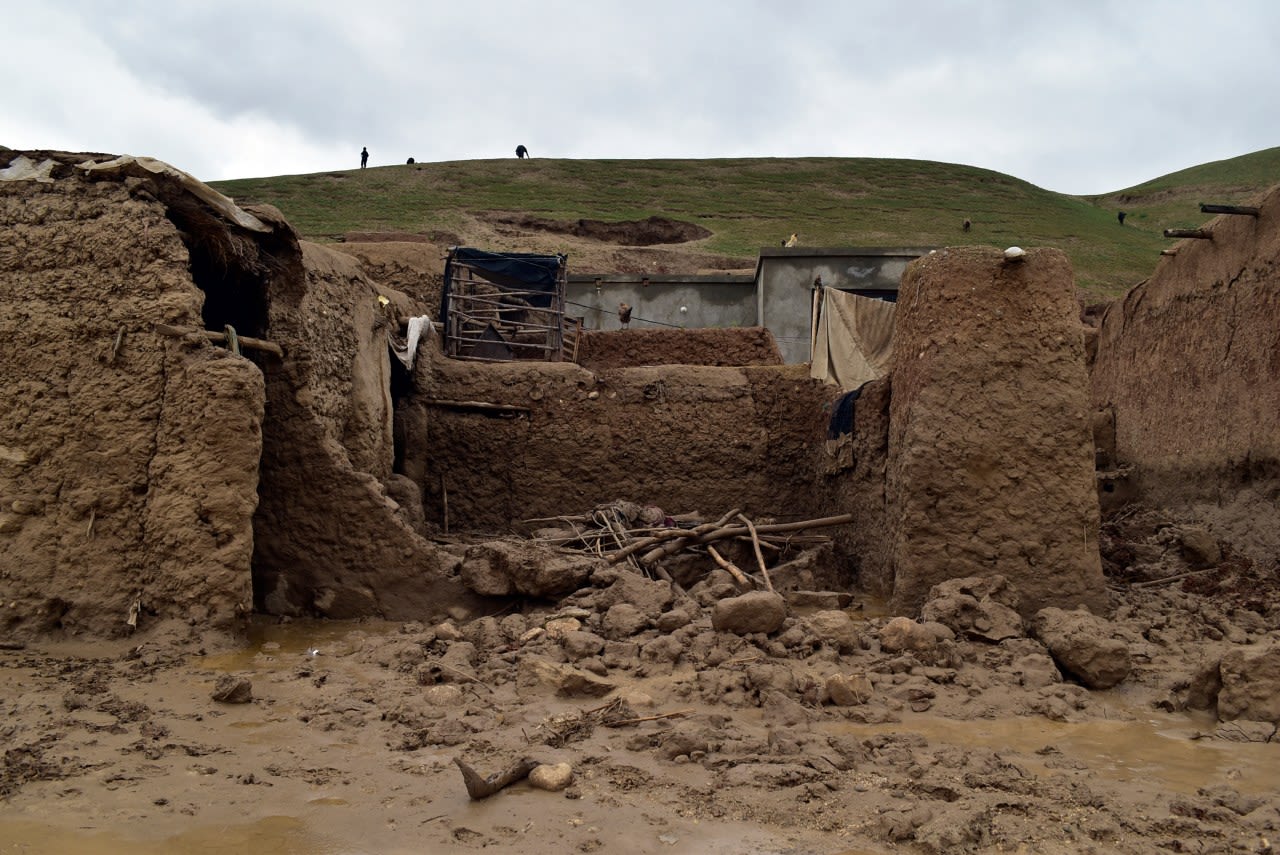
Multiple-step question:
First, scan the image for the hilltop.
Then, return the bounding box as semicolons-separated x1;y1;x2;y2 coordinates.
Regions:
210;148;1280;298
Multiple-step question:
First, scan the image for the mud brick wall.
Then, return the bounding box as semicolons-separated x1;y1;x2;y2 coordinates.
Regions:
1091;186;1280;562
887;247;1107;616
410;354;835;532
0;172;262;637
251;241;469;621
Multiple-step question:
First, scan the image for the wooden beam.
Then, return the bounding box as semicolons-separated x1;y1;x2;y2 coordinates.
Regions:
1162;228;1212;240
424;399;531;414
1199;203;1259;216
153;323;284;357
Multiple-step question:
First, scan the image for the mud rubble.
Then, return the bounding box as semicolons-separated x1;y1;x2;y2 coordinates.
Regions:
2;509;1278;854
3;151;1279;854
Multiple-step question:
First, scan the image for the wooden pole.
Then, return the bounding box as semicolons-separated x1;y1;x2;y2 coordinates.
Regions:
707;545;753;589
634;507;742;566
736;513;775;593
635;512;855;566
424;399;531;414
1199;204;1259;216
1162;228;1212;240
153;323;284;357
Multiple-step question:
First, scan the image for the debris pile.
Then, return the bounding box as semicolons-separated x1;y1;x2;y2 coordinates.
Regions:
520;500;855;597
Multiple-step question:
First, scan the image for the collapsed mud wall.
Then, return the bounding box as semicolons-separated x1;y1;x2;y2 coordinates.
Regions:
0;150;483;636
0;158;262;637
250;242;475;620
887;247;1107;616
409;351;835;532
1091;185;1280;561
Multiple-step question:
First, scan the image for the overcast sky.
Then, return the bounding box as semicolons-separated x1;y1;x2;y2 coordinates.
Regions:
3;1;1277;195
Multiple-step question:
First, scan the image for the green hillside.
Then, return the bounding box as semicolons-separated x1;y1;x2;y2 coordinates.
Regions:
211;149;1280;298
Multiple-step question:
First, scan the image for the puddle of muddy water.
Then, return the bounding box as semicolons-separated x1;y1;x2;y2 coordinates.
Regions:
832;710;1279;797
0;816;344;855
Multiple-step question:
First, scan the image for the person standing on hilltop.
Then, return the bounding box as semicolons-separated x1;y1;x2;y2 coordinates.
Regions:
360;147;369;169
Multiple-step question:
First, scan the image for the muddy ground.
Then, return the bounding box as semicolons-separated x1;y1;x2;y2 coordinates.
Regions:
2;509;1278;855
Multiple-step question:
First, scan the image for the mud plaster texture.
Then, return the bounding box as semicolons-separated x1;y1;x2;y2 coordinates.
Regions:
410;348;838;534
250;240;469;621
0;166;262;638
576;327;784;371
1091;184;1280;566
888;247;1107;617
816;377;894;599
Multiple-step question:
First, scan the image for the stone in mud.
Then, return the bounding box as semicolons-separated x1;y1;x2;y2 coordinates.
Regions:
878;617;953;653
460;541;601;598
519;658;616;698
711;592;787;635
826;673;873;706
561;630;606;662
590;569;675;619
544;617;581;639
603;603;650;639
805;610;861;653
528;763;574;791
423;685;465;706
212;675;253;704
1032;607;1131;689
1012;653;1060;689
1217;639;1280;723
655;607;694;632
920;575;1024;643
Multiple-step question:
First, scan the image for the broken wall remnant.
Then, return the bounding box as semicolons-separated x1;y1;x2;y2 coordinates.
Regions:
0;150;486;637
410;349;835;535
1091;185;1280;563
249;239;477;620
886;247;1107;616
0;153;264;637
816;377;893;599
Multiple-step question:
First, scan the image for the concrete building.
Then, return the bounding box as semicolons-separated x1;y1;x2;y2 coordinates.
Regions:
567;247;932;364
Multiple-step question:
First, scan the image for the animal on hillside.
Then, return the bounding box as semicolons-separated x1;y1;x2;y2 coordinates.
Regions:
516;144;529;159
782;233;798;247
618;302;632;329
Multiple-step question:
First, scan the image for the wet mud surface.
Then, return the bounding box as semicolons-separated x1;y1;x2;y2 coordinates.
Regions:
3;518;1279;855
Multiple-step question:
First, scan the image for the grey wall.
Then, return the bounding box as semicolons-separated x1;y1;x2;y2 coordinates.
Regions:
756;248;931;363
566;275;756;332
568;248;931;364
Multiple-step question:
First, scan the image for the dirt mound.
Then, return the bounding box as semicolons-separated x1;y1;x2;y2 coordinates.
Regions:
487;213;712;246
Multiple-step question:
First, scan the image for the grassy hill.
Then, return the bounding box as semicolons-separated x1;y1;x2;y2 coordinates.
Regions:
211;148;1280;298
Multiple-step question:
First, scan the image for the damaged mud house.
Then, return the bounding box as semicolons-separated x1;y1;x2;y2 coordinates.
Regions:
1;148;1278;854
